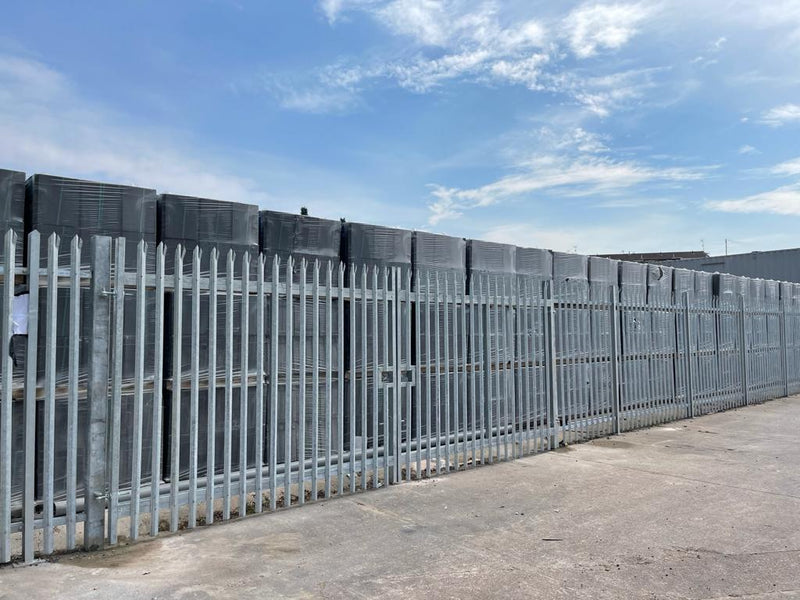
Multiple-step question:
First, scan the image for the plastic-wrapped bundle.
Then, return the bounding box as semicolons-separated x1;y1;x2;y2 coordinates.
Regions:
618;262;651;415
515;246;552;297
343;222;411;455
588;257;617;300
714;273;745;400
746;279;770;397
261;211;344;463
693;271;717;400
0;169;25;508
159;194;260;480
764;280;782;387
466;240;515;445
671;268;696;405
552;252;590;426
587;257;618;421
780;281;793;305
673;268;694;300
25;174;157;501
646;264;673;303
413;232;467;446
515;247;552;428
646;264;676;415
714;273;747;305
0;169;25;266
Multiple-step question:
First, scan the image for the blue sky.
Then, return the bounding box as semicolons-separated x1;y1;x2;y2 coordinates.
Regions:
1;1;800;256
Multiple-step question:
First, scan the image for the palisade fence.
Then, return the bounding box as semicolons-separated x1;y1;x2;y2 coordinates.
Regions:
2;229;800;564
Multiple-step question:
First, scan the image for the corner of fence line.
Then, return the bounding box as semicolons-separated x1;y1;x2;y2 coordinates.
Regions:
84;235;112;551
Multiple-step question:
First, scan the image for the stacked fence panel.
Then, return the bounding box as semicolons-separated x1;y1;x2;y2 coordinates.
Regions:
412;231;466;473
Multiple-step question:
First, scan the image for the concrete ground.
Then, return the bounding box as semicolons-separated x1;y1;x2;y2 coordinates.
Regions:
2;397;800;600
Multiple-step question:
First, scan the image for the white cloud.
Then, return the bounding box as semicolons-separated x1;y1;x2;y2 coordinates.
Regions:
759;103;800;127
738;144;758;155
706;184;800;216
770;157;800;176
562;2;651;59
427;154;709;225
290;1;659;114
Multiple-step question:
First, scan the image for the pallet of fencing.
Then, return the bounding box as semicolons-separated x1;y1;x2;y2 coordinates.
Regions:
24;174;158;511
342;222;410;487
673;268;695;411
0;169;26;520
783;282;800;395
552;252;590;443
713;273;747;406
159;194;260;498
515;246;552;449
618;261;651;428
647;264;678;421
764;280;783;400
465;240;517;460
693;270;718;411
260;210;344;497
586;257;618;436
746;278;769;402
412;231;467;472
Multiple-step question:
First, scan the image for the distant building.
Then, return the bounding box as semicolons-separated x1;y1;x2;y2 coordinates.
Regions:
660;248;800;284
597;251;708;264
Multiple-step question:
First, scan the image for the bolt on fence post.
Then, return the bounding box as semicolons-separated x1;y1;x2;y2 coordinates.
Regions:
683;291;695;419
739;294;749;406
608;285;622;435
84;235;112;551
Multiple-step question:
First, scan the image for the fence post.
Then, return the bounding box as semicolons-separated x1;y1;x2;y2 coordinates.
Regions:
84;235;112;551
683;292;694;419
608;285;621;435
544;282;559;449
738;294;749;406
0;230;16;564
780;297;789;398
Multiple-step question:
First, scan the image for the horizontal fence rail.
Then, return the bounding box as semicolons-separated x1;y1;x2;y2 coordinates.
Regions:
1;230;799;562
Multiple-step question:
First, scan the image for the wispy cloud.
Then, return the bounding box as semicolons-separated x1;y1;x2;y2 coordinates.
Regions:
759;103;800;127
272;1;659;114
707;184;800;216
428;154;709;224
738;144;758;155
770;157;800;176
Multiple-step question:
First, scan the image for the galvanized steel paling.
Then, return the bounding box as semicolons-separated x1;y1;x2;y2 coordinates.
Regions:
4;230;800;563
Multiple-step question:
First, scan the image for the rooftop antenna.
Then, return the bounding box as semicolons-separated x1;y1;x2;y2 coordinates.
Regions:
725;238;728;256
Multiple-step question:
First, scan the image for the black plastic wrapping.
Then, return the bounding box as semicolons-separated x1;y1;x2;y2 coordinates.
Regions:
0;169;25;266
714;273;747;304
260;211;342;271
261;212;345;461
673;268;694;300
342;222;411;454
647;264;677;409
589;257;618;301
0;169;25;508
158;194;260;479
515;247;553;280
25;174;157;502
515;247;552;423
466;239;517;437
413;232;467;440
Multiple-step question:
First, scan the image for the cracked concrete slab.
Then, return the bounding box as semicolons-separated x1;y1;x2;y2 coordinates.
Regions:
2;396;799;599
